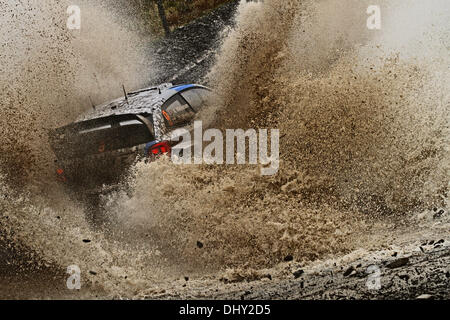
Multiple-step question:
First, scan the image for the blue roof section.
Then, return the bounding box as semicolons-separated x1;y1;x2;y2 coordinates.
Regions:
171;84;196;92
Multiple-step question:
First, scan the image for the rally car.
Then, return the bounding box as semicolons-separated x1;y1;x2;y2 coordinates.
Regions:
49;83;214;193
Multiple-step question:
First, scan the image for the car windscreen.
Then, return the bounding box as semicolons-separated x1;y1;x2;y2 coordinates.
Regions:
161;94;196;129
179;88;214;112
49;114;154;159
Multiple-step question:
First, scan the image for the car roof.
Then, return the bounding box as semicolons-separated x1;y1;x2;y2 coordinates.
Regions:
76;83;209;122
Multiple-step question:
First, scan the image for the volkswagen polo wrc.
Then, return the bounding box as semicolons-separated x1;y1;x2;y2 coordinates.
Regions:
49;83;214;193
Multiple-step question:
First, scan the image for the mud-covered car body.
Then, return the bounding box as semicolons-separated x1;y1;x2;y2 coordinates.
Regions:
49;83;213;192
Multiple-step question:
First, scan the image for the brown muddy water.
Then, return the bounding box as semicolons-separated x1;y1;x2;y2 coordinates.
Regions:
0;0;448;299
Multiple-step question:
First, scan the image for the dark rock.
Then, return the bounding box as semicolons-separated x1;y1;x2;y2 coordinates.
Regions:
196;241;204;249
89;271;97;275
386;257;409;269
184;277;189;281
433;209;445;219
293;269;304;279
240;291;252;300
392;252;398;257
343;266;355;277
82;239;91;243
398;274;409;281
283;255;294;262
355;270;367;279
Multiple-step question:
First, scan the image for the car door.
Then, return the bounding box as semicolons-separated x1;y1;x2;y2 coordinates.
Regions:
159;93;195;154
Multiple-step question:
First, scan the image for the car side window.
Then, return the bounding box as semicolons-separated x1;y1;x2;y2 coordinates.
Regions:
180;88;212;112
161;94;195;128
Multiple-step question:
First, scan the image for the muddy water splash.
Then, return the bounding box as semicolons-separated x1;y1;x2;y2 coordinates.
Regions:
0;0;156;185
110;0;449;270
211;0;449;211
0;0;449;298
0;0;163;297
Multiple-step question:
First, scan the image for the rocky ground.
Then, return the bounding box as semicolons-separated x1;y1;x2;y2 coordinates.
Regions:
1;215;448;300
153;239;449;300
141;206;449;300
